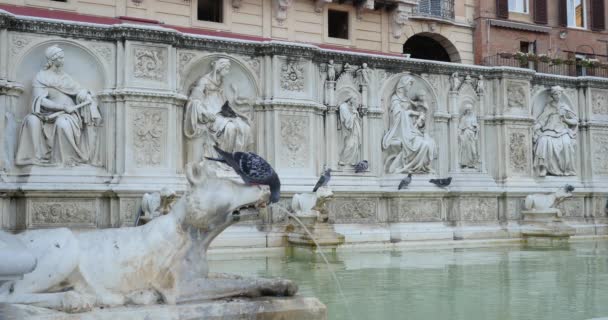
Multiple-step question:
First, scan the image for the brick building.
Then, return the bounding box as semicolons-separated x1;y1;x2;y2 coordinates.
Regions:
475;0;608;70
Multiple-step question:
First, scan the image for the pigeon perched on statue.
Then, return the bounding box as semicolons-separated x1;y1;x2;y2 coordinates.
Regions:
205;146;281;203
220;100;238;118
313;168;332;192
564;184;575;193
353;160;369;173
398;173;412;190
429;177;452;188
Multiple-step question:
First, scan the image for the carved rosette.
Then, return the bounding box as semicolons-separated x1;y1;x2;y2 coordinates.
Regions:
389;199;442;222
178;52;196;74
28;199;96;227
458;198;497;221
592;92;608;116
132;108;165;167
133;47;166;81
10;35;35;57
243;56;261;79
592;133;608;174
509;131;529;174
506;82;527;111
280;116;309;168
90;44;113;66
329;198;377;223
280;62;304;92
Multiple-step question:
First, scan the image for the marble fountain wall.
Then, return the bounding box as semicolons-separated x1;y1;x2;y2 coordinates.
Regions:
1;11;608;249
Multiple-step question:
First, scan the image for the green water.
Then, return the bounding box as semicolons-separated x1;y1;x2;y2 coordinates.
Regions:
209;241;608;320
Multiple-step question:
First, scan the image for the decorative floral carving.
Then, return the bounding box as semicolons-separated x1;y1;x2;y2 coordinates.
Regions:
29;199;96;226
132;109;164;167
509;131;529;173
459;198;497;221
593;197;608;217
507;83;527;110
592;133;608;174
11;35;33;57
390;199;441;222
178;52;195;74
120;198;139;227
556;198;584;217
280;116;308;168
280;62;304;92
592;92;608;115
330;199;377;223
91;44;113;65
422;73;442;94
133;47;165;81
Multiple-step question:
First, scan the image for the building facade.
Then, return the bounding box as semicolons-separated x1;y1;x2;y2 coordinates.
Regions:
476;0;608;74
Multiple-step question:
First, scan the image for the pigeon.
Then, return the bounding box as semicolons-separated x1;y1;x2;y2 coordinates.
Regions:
565;184;575;193
220;101;238;118
429;177;452;188
398;173;412;190
313;168;332;192
206;145;281;203
353;160;369;173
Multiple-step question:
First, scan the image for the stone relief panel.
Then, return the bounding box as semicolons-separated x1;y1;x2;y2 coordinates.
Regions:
458;198;497;221
506;81;527;112
506;198;522;220
243;56;261;80
508;130;530;174
591;90;608;116
89;43;114;66
593;196;608;217
329;198;377;223
14;45;104;168
133;46;167;81
279;115;309;168
280;61;305;92
389;198;442;222
556;197;584;218
10;34;40;60
178;51;197;75
382;74;437;174
531;86;578;177
27;198;96;227
119;198;139;227
131;107;167;168
592;133;608;175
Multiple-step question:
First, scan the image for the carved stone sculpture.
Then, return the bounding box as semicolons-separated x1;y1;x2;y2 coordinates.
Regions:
524;186;573;217
382;75;436;173
326;59;336;82
288;187;344;247
449;72;461;92
0;161;296;313
476;75;485;95
15;45;103;167
356;63;370;86
533;86;578;177
458;103;479;169
338;94;362;166
391;5;408;39
184;58;252;159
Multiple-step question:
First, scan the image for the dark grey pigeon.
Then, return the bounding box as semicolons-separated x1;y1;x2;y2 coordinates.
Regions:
353;160;369;173
206;145;281;203
429;177;452;188
398;173;412;190
313;168;332;192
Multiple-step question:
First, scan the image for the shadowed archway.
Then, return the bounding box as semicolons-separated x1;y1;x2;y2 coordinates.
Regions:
403;32;461;63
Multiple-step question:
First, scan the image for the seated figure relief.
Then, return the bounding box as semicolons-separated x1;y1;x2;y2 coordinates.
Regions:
382;75;437;174
533;86;578;177
15;45;103;167
184;58;252;159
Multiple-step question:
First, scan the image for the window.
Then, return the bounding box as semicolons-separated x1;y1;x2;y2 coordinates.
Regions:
197;0;223;23
519;41;535;54
328;10;349;39
508;0;528;13
567;0;585;28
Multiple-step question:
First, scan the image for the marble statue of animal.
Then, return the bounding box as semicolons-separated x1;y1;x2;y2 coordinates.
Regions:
291;187;334;223
524;185;574;217
0;161;296;313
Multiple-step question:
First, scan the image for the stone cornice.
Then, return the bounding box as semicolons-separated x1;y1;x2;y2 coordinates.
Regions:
101;89;188;104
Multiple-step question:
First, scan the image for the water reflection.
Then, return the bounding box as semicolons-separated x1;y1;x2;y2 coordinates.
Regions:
209;242;608;320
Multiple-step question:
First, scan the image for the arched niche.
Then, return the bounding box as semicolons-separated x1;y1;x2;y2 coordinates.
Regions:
180;54;261;103
403;32;461;63
531;86;577;120
380;72;439;131
13;41;108;121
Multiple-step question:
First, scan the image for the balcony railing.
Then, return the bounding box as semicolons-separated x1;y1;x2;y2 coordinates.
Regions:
413;0;455;21
482;53;608;78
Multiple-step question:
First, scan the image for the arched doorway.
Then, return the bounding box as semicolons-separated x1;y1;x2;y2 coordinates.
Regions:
403;33;461;63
